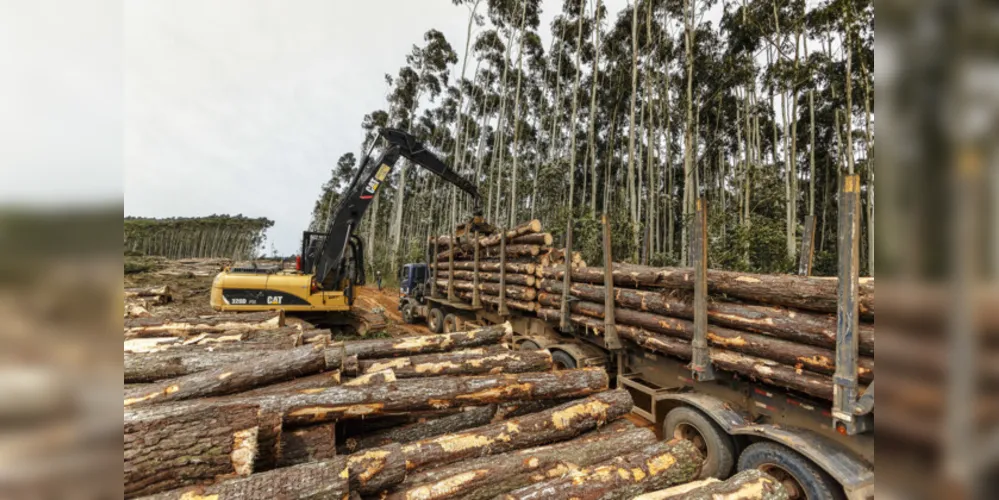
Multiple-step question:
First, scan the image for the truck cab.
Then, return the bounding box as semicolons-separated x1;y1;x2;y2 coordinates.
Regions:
399;263;428;300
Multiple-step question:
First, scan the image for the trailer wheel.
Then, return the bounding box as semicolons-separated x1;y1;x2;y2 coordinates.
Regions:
550;350;578;370
401;303;417;324
738;442;843;500
427;308;445;333
664;407;736;479
443;313;459;333
518;340;542;351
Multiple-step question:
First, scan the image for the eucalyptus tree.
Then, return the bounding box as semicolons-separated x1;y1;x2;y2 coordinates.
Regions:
308;152;358;232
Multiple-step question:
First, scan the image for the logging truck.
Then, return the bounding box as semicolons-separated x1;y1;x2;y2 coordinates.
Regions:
399;201;873;500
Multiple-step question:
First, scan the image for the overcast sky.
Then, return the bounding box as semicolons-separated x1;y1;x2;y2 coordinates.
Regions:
122;0;640;255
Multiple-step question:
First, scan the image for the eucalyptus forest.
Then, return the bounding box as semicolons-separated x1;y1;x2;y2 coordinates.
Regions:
313;0;873;279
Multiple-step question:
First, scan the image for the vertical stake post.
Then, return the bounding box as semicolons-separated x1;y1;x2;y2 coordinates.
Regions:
559;218;574;332
690;198;715;381
447;228;456;302
498;227;509;316
602;214;623;350
431;237;439;298
833;174;861;434
798;215;817;276
472;231;481;308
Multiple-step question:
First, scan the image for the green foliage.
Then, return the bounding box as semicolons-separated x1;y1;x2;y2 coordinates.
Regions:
124;215;273;260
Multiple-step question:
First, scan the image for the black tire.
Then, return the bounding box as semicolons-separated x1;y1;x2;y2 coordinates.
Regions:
427;308;445;333
519;340;542;351
663;407;736;480
738;442;843;500
550;350;578;370
401;303;417;324
443;313;459;333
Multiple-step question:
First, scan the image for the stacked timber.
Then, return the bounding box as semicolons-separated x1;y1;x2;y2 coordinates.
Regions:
431;219;584;315
123;320;711;499
124;285;174;317
536;263;876;403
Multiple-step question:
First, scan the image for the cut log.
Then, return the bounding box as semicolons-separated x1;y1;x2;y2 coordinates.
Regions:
124;311;284;338
635;469;788;500
278;422;336;468
499;439;703;500
242;367;608;425
544;311;844;401
356;349;552;379
125;349;284;383
454;290;537;312
478;219;543;247
339;405;500;454
329;322;512;362
431;260;537;275
435;279;536;301
124;344;328;407
493;398;575;420
509;232;553;246
237;371;341;397
343;369;397;386
385;389;633;475
438;270;537;287
536;296;874;381
175;327;304;349
541;279;875;355
386;425;657;500
485;244;542;258
124;285;173;298
346;443;407;494
541;265;874;317
124;401;280;498
137;458;349;500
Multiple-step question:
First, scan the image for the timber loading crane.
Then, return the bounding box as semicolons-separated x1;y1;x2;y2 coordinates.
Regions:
210;127;491;313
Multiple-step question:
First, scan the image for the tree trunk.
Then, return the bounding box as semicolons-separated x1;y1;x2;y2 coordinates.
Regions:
634;469;787;500
366;389;634;487
125;349;286;383
243;368;608;426
124;311;283;338
335;322;512;360
540;264;875;317
236;371;342;398
124;328;304;356
431;260;536;275
340;405;499;454
124;344;329;407
499;439;703;500
435;279;536;301
454;290;537;313
536;295;873;381
277;422;337;468
538;280;875;354
508;232;553;246
438;270;536;287
356;349;552;379
140;458;350;500
345;443;408;494
124;402;281;498
388;425;657;500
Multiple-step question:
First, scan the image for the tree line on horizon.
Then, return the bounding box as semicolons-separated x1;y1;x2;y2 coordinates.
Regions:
124;215;274;261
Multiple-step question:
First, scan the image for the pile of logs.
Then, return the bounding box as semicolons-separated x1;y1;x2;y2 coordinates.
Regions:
536;263;875;402
123;318;716;499
431;219;584;314
124;285;174;318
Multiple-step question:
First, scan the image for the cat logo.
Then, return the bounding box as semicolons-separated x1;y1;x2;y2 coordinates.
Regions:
266;296;283;305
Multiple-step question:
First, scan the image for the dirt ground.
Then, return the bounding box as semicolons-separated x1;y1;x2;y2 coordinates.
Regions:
124;258;428;337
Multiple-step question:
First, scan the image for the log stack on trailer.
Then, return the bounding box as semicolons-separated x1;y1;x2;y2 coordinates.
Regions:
122;315;729;499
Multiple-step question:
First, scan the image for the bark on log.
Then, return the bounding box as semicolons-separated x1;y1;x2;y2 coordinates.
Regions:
343;369;397;386
439;270;536;287
478;220;543;247
124;311;284;338
386;389;633;475
124;402;280;498
541;310;843;401
454;290;537;312
329;322;512;362
431;261;537;275
541;280;875;355
125;349;284;383
346;443;407;494
124;344;328;407
634;469;788;500
339;405;499;454
386;425;657;500
493;399;575;420
435;279;537;301
137;458;349;500
509;232;553;246
174;327;304;350
484;244;542;258
541;265;874;318
236;371;342;397
278;422;336;468
356;349;552;379
241;368;608;425
499;439;704;500
537;295;874;381
125;285;173;298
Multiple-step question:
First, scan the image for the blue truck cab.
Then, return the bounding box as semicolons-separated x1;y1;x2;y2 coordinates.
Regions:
399;263;428;299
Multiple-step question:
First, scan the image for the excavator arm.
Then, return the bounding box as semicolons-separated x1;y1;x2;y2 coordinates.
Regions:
310;128;481;290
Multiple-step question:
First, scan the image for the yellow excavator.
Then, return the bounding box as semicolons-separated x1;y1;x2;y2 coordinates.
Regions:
210;128;489;314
